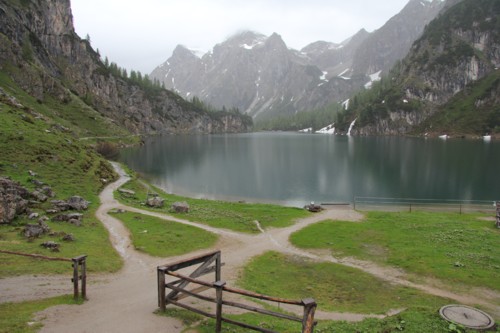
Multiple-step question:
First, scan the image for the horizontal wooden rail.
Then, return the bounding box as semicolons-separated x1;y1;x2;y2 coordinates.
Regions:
161;250;221;271
222;298;303;323
165;276;303;323
0;251;87;300
165;270;303;306
0;250;72;262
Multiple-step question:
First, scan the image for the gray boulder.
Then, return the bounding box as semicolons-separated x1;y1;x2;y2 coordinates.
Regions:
171;201;190;213
51;196;89;212
31;190;48;202
41;241;59;252
41;186;55;198
23;220;50;238
67;196;90;210
146;196;164;208
28;212;39;219
50;200;70;211
62;233;75;241
52;212;83;224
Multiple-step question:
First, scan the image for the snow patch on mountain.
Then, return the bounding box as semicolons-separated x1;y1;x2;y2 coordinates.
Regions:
364;70;382;89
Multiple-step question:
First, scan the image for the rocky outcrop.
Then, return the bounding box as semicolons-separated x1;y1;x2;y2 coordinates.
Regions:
0;177;30;224
0;0;250;134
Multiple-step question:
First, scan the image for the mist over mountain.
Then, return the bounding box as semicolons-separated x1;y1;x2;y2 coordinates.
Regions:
151;0;446;121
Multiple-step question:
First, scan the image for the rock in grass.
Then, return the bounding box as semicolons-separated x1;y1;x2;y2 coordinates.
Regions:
51;196;90;211
146;196;164;208
171;201;190;213
118;188;135;196
66;196;90;210
62;233;75;242
52;212;83;226
40;241;60;252
31;190;48;202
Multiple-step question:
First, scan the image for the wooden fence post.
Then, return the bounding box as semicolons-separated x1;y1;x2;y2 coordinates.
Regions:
72;258;79;300
214;280;226;333
158;266;166;311
301;298;317;333
81;256;87;300
71;255;87;300
215;251;222;282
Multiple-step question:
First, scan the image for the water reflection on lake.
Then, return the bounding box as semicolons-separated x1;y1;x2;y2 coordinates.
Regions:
119;132;500;206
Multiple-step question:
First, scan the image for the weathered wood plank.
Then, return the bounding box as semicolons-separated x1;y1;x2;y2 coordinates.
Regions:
0;250;72;262
221;316;280;333
160;250;220;271
222;299;302;323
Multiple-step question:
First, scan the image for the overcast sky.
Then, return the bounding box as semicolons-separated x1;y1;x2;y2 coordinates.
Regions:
71;0;411;74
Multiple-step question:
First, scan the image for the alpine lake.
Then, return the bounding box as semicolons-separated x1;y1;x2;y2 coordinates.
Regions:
119;132;500;207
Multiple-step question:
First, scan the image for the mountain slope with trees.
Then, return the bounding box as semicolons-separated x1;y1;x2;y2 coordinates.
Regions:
337;0;500;136
0;0;251;135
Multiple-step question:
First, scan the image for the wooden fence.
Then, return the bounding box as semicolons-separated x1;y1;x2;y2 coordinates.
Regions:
353;196;497;214
157;250;317;333
0;250;87;300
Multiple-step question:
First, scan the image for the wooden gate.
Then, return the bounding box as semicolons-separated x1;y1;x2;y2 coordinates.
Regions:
157;250;317;333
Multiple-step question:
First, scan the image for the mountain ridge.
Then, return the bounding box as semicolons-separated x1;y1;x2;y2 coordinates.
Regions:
150;0;446;121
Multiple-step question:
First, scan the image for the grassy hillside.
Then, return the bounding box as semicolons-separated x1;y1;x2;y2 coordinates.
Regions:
0;71;129;276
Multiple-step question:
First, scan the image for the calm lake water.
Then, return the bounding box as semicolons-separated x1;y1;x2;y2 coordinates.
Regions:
119;132;500;206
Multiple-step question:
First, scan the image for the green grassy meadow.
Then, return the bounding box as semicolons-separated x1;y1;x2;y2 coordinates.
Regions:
290;211;500;292
115;178;310;234
238;251;450;314
110;211;218;257
0;296;81;333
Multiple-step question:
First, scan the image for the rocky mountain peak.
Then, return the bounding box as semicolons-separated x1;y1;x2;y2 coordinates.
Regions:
264;32;287;51
344;28;370;45
228;30;266;46
171;45;201;61
150;1;449;121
